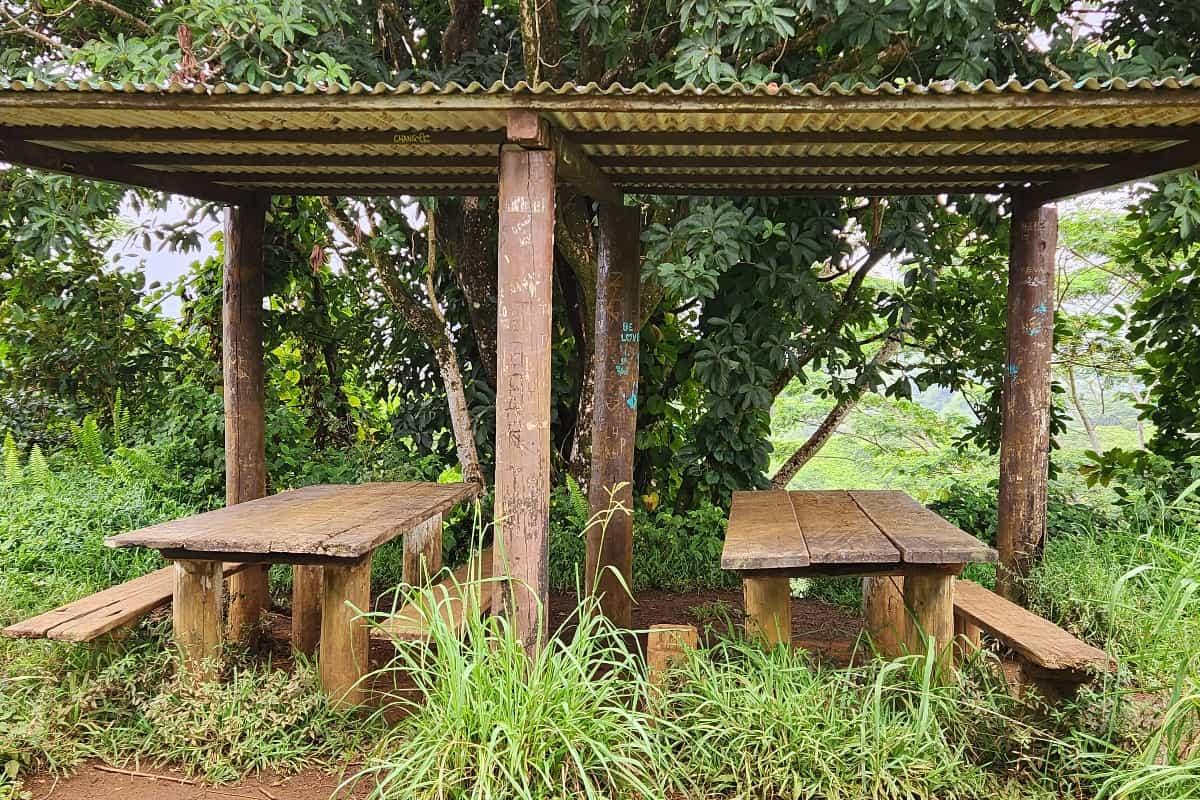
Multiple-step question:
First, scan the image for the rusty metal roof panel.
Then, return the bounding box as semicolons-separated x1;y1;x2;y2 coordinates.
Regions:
0;78;1197;199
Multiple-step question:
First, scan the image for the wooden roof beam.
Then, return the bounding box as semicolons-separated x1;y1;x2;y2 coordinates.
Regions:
1017;138;1200;206
0;137;256;205
506;110;621;204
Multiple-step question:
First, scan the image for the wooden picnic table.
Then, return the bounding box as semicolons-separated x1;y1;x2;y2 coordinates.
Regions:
722;489;997;671
106;481;478;705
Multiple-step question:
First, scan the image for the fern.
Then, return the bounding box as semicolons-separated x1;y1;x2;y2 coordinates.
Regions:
71;415;107;468
2;432;21;484
26;444;51;487
112;389;130;447
565;474;590;527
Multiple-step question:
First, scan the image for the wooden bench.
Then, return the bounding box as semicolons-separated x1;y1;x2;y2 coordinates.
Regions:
2;562;248;643
953;579;1115;699
372;547;494;642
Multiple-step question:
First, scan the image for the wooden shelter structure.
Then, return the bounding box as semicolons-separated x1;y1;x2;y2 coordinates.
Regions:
3;77;1200;650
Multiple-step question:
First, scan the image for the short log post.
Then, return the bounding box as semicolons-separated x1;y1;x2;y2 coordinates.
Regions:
647;624;698;686
173;559;224;680
997;198;1058;603
223;197;271;644
902;570;956;679
863;575;906;657
743;576;791;647
586;203;640;628
494;133;556;655
319;557;371;708
954;612;983;661
403;514;443;586
291;565;323;657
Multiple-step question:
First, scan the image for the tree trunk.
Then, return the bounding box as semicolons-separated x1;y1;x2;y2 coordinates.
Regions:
1066;365;1101;452
771;336;901;488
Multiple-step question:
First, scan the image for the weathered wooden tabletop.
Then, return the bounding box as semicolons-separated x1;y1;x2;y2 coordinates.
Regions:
106;481;479;562
721;489;996;573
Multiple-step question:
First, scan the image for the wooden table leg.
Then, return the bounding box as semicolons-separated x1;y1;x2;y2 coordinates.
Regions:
320;557;371;708
863;575;906;657
173;559;224;680
403;513;443;586
903;570;955;678
292;565;323;657
743;576;791;647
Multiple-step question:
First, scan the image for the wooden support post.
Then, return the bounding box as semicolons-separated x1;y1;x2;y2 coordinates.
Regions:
743;576;790;647
647;624;698;686
495;143;556;654
291;565;322;657
997;199;1058;602
954;612;983;661
902;571;955;678
403;514;443;586
319;557;371;708
223;197;271;644
863;575;905;657
173;559;224;680
586;203;640;627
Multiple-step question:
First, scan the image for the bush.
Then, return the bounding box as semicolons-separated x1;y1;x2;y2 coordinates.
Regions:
548;484;735;593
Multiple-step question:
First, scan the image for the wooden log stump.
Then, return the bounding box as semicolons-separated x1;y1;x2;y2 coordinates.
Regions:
647;624;698;686
319;557;371;708
403;514;443;586
863;575;905;657
743;576;791;647
173;559;224;680
292;565;323;657
903;570;956;678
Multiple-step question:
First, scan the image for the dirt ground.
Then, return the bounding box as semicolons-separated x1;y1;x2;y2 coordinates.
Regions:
22;590;863;799
22;765;368;800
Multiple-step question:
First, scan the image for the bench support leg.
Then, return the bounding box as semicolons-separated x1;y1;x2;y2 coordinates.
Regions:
863;575;905;657
903;571;955;679
743;576;790;647
173;559;224;680
292;565;323;657
320;557;371;708
403;514;443;586
953;609;983;661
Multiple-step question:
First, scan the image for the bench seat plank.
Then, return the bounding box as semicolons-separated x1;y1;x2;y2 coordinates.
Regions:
851;490;997;565
106;482;479;560
721;491;809;571
954;579;1113;673
2;562;247;642
373;548;494;642
791;490;899;565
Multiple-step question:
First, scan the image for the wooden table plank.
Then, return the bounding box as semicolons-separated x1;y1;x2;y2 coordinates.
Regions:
721;490;809;571
790;490;900;565
105;482;480;560
849;490;997;565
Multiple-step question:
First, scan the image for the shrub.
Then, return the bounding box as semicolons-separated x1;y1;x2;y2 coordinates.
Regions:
549;485;735;593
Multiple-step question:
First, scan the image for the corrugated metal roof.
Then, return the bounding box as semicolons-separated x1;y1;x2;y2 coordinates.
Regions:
0;79;1197;202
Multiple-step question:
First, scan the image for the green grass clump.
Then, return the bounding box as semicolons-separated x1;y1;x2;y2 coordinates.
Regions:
356;577;669;800
656;642;1076;800
1;629;376;784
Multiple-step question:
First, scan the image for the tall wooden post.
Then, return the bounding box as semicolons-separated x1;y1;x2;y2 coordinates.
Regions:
223;198;270;641
586;203;640;627
997;198;1057;602
495;144;556;653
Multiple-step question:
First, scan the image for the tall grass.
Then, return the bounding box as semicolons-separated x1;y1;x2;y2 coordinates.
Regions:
356;570;669;800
